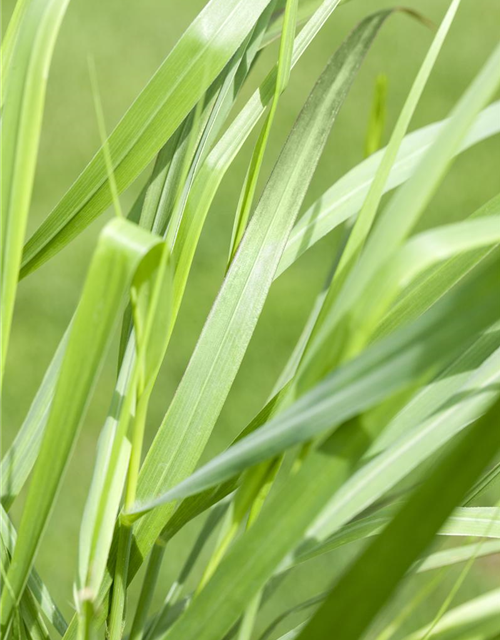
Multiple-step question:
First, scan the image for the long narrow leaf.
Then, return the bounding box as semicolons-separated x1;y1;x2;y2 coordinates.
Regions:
1;0;71;371
0;219;165;631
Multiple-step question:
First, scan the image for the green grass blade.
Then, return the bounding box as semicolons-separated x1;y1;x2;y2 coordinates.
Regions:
418;540;500;573
227;0;298;263
132;502;228;640
345;214;500;353
259;591;327;640
160;353;500;640
0;219;165;631
0;330;68;510
351;42;500;307
74;23;267;619
295;397;500;640
57;11;388;631
147;283;500;540
19;0;274;278
275;624;306;640
331;0;461;296
157;429;370;640
364;74;388;157
77;433;131;600
1;0;71;372
140;7;272;241
375;192;500;340
168;0;348;317
370;323;500;456
289;506;500;568
0;0;30;101
262;541;500;640
52;10;376;639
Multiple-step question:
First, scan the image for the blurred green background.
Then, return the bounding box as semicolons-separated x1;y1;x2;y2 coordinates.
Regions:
2;0;500;635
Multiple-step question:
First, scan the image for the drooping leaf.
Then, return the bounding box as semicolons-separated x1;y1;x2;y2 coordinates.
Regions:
299;335;500;555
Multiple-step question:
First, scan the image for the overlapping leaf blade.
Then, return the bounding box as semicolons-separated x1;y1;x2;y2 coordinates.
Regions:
296;397;500;640
20;0;275;277
277;101;500;278
141;256;499;640
131;7;394;555
0;219;165;630
131;214;500;511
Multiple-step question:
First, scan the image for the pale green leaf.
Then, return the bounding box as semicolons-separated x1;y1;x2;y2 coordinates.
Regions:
0;219;165;631
1;0;71;371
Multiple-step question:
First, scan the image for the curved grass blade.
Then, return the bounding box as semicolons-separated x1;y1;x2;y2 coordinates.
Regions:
55;13;381;635
159;0;347;317
0;219;165;631
19;0;274;278
1;0;71;372
143;268;500;542
345;215;500;353
289;506;500;570
324;0;461;303
140;4;273;240
374;191;500;340
154;230;500;548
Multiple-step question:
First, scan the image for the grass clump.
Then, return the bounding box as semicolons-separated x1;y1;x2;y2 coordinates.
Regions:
1;0;500;639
